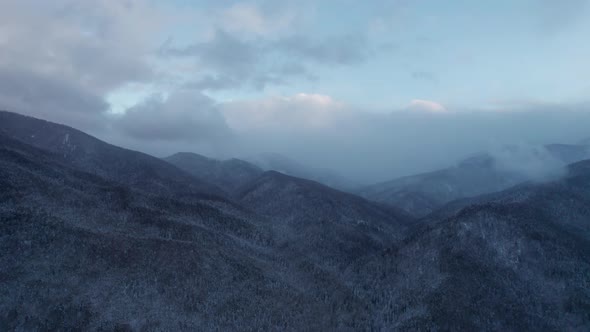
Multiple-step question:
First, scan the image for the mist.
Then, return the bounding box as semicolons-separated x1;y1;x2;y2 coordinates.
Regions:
94;96;590;184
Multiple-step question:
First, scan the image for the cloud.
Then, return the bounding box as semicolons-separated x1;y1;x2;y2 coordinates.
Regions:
0;0;375;111
0;0;163;129
161;29;310;91
162;30;259;76
406;99;447;113
490;143;567;181
214;96;590;183
2;0;590;185
0;67;109;130
221;93;346;131
0;0;158;92
95;89;590;183
184;75;242;91
160;29;373;91
114;91;232;142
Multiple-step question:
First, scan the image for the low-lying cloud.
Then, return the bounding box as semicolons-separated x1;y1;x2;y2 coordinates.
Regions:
490;143;568;181
115;91;232;142
151;94;590;183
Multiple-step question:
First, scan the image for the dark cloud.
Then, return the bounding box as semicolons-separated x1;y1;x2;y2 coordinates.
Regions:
184;75;242;91
115;91;232;142
164;30;259;77
0;0;158;129
160;30;371;91
0;67;109;130
184;64;315;92
161;30;296;90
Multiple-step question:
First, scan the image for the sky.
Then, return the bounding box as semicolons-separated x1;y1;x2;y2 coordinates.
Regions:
1;0;590;183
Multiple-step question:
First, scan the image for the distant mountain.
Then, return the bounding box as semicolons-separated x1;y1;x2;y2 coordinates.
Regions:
236;170;411;268
359;154;523;217
350;158;590;330
165;152;263;194
247;152;358;191
360;144;590;216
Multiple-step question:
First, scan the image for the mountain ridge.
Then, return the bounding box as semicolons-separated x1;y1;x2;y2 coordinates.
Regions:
0;110;229;202
360;145;590;217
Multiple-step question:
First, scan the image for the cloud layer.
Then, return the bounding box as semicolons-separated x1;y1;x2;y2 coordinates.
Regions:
0;0;160;129
214;96;590;182
115;92;232;142
1;1;590;183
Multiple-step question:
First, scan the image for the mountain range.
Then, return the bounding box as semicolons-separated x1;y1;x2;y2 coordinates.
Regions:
1;110;589;331
351;158;590;330
359;143;590;217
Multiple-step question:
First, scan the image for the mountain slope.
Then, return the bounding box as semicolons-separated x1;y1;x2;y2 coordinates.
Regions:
236;171;411;268
0;120;407;330
361;144;590;217
2;110;589;330
0;133;375;330
360;154;523;216
350;159;590;330
0;110;225;201
165;152;263;194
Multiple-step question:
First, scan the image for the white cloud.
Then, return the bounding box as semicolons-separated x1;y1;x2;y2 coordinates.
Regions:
490;143;567;181
0;0;162;93
406;99;447;113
